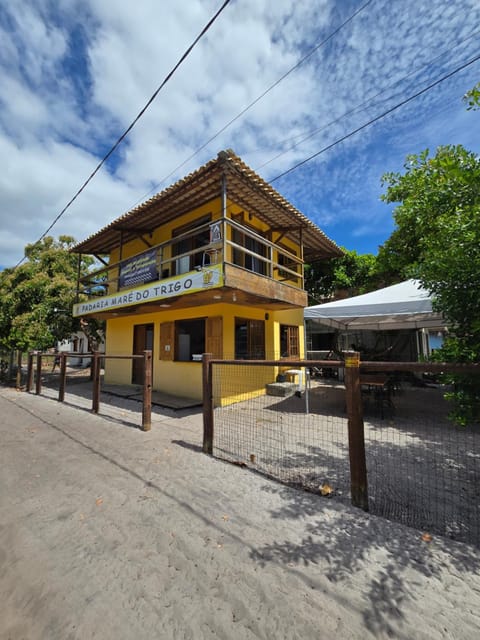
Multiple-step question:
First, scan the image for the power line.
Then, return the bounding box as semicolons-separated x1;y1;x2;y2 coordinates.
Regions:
14;0;233;268
127;0;374;209
269;53;480;183
254;27;480;171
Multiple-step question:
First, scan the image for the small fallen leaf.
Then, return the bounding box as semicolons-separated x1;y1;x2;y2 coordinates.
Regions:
95;498;103;507
320;483;333;497
421;532;432;542
222;515;229;521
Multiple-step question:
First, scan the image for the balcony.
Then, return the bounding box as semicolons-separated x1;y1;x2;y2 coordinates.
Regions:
74;218;307;317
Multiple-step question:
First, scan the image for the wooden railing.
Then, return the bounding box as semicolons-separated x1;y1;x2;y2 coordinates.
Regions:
26;350;153;431
78;217;304;298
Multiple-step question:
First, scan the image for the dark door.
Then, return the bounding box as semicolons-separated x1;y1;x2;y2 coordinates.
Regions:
132;323;154;384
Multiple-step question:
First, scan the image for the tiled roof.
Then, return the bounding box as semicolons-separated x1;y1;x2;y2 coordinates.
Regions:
72;149;342;261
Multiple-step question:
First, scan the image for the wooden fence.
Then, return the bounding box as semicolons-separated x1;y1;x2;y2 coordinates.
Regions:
25;350;153;431
202;352;480;513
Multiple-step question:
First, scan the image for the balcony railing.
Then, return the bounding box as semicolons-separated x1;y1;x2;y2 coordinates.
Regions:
78;218;304;298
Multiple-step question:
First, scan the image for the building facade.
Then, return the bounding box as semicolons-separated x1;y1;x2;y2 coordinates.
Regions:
72;150;341;401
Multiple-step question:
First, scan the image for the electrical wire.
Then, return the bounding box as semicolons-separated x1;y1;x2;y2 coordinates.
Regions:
126;0;375;209
269;53;480;183
254;27;480;171
12;0;478;267
14;0;233;268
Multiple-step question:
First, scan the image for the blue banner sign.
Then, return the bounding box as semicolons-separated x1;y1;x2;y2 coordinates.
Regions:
119;249;158;288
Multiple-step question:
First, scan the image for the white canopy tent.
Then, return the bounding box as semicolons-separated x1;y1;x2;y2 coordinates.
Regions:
304;280;444;331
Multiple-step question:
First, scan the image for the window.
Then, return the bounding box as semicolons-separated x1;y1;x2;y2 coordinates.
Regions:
172;215;211;275
235;318;265;359
160;317;222;361
232;227;268;276
277;245;299;282
175;318;206;361
280;325;299;358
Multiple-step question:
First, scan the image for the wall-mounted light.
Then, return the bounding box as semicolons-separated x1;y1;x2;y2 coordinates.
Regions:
232;293;237;302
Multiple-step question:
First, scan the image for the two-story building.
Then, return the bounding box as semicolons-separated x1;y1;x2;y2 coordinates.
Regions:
72;150;341;402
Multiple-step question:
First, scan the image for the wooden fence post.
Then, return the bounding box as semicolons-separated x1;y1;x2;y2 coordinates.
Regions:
58;353;67;403
16;351;23;390
142;350;152;431
26;352;34;392
202;353;214;454
344;351;369;511
91;352;100;413
35;352;42;395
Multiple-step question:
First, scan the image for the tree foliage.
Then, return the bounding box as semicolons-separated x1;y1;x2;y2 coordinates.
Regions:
463;81;480;110
305;248;377;304
379;145;480;423
0;236;95;352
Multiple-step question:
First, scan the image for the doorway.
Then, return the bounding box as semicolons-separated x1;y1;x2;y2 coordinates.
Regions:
132;323;154;384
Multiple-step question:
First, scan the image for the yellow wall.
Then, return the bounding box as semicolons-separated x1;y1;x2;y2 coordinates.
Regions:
102;196;306;404
104;303;305;404
225;200;302;286
108;198;224;292
107;196;304;293
110;198;223;265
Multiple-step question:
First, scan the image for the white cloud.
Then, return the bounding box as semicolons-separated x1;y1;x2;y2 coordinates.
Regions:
0;0;479;265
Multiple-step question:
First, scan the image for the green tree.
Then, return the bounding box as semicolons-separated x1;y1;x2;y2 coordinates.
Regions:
305;248;377;304
464;81;480;110
0;236;95;352
379;145;480;423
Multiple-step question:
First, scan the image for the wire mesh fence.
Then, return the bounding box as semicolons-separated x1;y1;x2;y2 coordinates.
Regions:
210;361;351;503
363;384;480;545
208;358;480;547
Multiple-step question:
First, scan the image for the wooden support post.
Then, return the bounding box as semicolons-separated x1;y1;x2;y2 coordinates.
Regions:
202;353;214;454
142;350;152;431
91;352;100;413
26;352;34;392
35;352;42;395
344;351;369;511
58;353;67;402
75;253;81;304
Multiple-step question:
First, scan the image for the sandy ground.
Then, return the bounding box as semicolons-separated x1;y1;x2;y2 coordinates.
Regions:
1;387;480;640
213;383;480;545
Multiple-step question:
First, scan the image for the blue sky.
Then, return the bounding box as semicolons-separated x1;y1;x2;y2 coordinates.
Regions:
0;0;479;267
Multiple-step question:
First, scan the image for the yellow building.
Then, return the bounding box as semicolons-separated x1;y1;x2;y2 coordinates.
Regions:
72;150;341;402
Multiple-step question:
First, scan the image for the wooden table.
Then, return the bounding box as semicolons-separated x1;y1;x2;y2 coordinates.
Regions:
360;374;392;418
